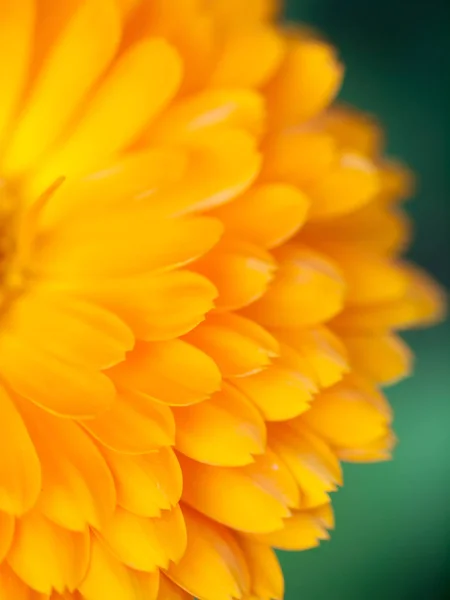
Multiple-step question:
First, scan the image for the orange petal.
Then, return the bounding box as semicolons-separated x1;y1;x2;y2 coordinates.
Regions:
307;154;381;221
265;36;343;129
79;535;159;600
28;37;182;196
0;385;41;516
321;105;383;157
337;430;397;463
178;450;298;533
61;270;217;342
167;506;250;600
102;447;182;518
185;312;279;378
243;244;345;328
300;376;391;448
1;291;134;370
0;0;35;147
0;564;44;600
40;148;187;229
3;0;121;175
269;422;342;508
109;340;221;407
0;332;115;418
100;505;186;571
302;201;410;255
234;343;317;421
342;332;412;385
173;382;266;467
237;537;284;600
274;326;349;389
210;25;285;88
195;238;275;311
37;209;223;278
0;512;15;563
129;0;217;95
332;266;446;334
7;510;89;595
149;89;265;142
158;128;261;215
212;0;278;25
81;387;175;454
330;251;410;307
261;130;336;187
158;574;193;600
18;400;116;532
212;182;310;249
252;504;332;550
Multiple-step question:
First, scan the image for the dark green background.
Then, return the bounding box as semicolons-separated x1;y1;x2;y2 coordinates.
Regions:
281;1;450;598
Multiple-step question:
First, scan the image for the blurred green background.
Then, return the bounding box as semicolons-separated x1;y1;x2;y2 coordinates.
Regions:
281;1;450;598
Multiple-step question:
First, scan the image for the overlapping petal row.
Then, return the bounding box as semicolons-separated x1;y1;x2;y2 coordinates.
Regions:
0;1;444;599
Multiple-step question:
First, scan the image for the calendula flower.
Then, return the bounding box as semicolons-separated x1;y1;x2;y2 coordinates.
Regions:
0;0;445;598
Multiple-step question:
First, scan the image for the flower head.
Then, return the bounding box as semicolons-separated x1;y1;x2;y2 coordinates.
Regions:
0;1;445;599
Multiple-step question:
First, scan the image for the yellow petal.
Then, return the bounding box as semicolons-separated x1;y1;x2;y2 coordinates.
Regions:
110;340;221;407
37;212;223;278
100;505;186;571
237;537;284;600
195;239;275;311
212;183;310;249
28;37;182;196
178;450;298;533
149;89;265;142
342;332;412;385
81;387;175;454
252;504;332;550
79;536;159;600
185;312;279;378
210;25;285;88
7;510;89;595
18;400;116;532
0;512;15;563
301;376;391;448
0;0;35;147
65;270;217;342
243;244;345;328
274;326;349;388
0;385;41;516
269;422;342;508
167;506;250;600
173;382;266;467
234;343;317;421
102;447;182;518
3;0;121;177
265;36;343;128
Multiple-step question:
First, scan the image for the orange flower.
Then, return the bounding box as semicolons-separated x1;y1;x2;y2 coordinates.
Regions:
0;1;445;599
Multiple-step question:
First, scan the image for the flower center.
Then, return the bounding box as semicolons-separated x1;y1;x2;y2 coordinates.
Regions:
0;180;25;313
